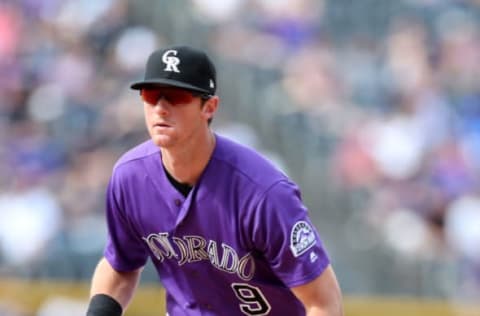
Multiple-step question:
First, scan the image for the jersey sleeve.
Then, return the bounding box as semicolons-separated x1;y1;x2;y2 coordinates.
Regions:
103;171;148;272
252;180;330;287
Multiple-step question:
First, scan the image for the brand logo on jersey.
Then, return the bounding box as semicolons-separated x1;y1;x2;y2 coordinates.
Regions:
290;221;316;257
162;50;180;73
143;233;255;281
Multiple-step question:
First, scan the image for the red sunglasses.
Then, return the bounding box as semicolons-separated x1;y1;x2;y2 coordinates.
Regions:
140;88;210;106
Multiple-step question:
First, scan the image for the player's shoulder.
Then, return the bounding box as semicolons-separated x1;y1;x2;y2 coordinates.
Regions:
113;139;159;173
212;134;288;187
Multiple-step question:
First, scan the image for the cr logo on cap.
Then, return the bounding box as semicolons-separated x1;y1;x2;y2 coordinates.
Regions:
162;50;180;73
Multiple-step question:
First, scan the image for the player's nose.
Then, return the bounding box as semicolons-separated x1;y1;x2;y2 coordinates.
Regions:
152;98;171;114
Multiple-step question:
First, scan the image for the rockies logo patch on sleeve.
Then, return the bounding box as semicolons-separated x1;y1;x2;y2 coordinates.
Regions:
290;221;316;257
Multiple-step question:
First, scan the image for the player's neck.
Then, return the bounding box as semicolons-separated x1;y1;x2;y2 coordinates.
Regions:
161;129;216;186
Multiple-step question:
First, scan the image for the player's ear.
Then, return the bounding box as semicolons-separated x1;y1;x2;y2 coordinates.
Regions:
202;96;219;122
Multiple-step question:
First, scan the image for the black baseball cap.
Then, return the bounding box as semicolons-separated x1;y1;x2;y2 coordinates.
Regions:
130;45;216;95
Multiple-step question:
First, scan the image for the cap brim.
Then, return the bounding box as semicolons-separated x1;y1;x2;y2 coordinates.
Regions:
130;79;210;94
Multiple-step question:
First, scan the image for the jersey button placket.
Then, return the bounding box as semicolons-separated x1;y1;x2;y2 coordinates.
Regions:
173;198;185;227
184;301;197;309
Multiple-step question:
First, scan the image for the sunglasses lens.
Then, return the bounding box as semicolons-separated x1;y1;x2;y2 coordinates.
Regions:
141;88;195;105
141;89;161;105
164;89;194;104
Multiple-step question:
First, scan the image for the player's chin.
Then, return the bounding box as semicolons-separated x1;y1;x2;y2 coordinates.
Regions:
151;134;175;148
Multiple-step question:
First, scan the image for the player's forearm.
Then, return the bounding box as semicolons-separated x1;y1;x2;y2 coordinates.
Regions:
292;265;344;316
303;289;344;316
90;257;142;310
305;303;344;316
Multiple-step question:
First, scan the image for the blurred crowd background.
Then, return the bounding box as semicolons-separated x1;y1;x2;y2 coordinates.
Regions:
1;0;480;314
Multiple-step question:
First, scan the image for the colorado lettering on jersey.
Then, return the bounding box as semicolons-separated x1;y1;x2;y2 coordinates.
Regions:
142;233;255;281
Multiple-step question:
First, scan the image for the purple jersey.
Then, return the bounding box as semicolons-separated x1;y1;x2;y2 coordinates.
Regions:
104;134;330;315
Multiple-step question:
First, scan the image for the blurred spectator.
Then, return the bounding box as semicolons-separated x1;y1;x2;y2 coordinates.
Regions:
444;194;480;301
190;0;244;24
0;174;62;268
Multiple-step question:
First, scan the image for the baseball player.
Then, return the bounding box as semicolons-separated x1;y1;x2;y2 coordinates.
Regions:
86;45;343;316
